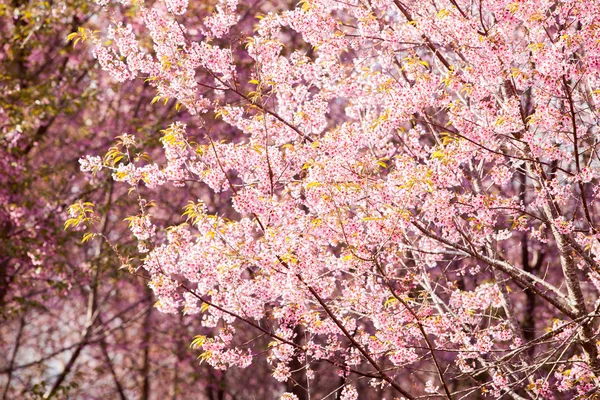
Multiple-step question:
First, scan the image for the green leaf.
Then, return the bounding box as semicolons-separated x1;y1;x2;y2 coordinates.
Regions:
190;335;207;349
82;232;96;243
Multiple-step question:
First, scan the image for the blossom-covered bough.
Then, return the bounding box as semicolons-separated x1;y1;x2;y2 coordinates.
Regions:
2;1;282;398
77;0;600;397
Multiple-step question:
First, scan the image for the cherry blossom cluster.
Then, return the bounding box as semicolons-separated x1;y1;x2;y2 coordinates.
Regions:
80;0;600;397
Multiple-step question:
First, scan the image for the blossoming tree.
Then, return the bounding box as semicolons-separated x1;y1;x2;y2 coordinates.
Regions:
74;0;600;397
1;1;283;398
